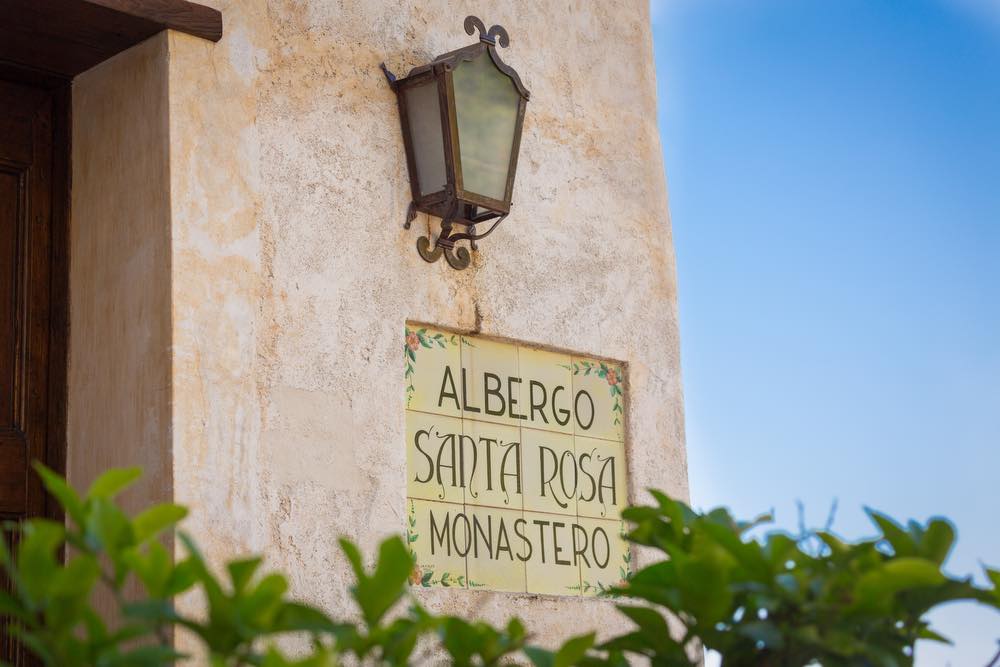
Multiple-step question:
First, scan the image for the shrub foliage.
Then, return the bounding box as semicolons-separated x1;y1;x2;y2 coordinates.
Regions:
0;465;997;666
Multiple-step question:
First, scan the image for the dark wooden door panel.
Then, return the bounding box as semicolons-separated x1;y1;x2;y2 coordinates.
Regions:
0;440;27;514
0;74;67;667
0;167;23;428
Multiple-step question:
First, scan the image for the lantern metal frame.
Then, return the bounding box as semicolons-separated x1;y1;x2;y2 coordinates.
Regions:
382;16;530;270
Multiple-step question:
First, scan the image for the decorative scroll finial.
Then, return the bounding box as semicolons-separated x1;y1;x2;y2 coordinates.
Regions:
464;15;510;48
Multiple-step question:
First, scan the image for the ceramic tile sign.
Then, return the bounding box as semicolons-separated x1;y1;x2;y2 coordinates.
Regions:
403;325;631;596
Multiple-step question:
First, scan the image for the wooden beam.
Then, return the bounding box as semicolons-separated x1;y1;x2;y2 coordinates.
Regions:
0;0;222;78
85;0;223;43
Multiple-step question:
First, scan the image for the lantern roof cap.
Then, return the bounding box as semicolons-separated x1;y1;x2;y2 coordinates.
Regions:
401;18;530;100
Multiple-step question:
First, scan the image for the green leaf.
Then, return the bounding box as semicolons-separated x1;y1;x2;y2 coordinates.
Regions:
553;632;595;667
816;530;848;558
85;497;133;558
227;556;263;594
853;557;946;612
339;538;365;580
0;591;28;622
33;463;85;525
122;598;182;626
881;557;947;586
615;605;675;654
49;554;100;597
165;557;201;596
986;567;1000;590
177;532;223;604
341;536;412;627
523;646;556;667
242;572;289;621
0;526;11;568
110;645;186;665
8;628;55;664
917;626;952;644
506;617;526;642
439;616;478;664
700;520;770;580
866;507;917;557
736;621;784;650
16;519;65;603
274;601;338;634
133;503;188;544
86;467;143;499
919;518;956;564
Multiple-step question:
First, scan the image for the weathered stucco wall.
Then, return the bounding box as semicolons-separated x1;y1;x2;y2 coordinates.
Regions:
166;0;685;649
69;34;172;527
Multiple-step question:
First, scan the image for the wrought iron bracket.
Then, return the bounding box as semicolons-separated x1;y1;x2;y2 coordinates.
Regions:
417;235;471;270
379;62;397;87
417;235;470;270
403;201;417;229
414;211;510;271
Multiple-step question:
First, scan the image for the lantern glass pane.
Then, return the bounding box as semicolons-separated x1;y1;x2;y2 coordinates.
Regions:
452;52;520;201
404;80;447;196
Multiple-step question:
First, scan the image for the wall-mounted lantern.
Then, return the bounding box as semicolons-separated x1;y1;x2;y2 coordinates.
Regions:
382;16;530;270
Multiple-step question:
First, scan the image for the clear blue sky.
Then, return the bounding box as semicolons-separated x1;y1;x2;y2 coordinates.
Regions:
650;0;1000;663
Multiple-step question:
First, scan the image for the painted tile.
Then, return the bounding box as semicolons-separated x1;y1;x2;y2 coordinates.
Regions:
404;329;630;597
574;516;632;597
406;411;465;504
574;436;628;520
458;336;522;427
405;324;462;418
516;346;575;435
523;510;582;596
568;357;625;443
463;505;526;593
463;419;524;511
521;427;577;516
406;498;468;590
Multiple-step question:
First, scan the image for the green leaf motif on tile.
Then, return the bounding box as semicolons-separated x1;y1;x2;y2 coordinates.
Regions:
404;327;459;407
565;360;625;426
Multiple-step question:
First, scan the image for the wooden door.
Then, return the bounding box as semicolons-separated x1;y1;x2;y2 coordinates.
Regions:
0;73;69;666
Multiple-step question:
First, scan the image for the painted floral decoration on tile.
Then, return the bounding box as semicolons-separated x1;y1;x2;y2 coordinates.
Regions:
561;360;625;426
569;521;633;595
404;328;479;406
404;327;451;407
405;500;483;589
406;499;420;549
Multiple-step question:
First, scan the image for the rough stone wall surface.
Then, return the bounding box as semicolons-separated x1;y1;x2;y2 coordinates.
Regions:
68;33;173;617
167;0;685;650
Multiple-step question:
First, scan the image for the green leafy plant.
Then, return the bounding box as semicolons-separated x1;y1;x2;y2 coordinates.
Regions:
0;464;556;666
602;491;1000;666
0;465;997;666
